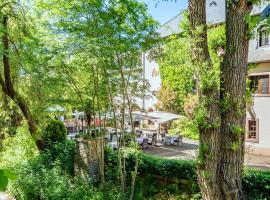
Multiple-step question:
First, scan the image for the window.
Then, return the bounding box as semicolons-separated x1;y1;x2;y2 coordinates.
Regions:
246;119;259;143
258;26;269;47
152;67;160;77
249;74;270;95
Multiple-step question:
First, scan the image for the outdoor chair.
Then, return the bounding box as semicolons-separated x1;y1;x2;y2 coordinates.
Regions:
148;137;157;148
161;132;166;141
112;135;117;142
164;136;172;145
136;130;142;137
173;136;183;146
141;138;148;150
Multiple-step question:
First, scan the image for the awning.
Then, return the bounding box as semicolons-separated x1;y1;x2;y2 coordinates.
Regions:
131;111;183;123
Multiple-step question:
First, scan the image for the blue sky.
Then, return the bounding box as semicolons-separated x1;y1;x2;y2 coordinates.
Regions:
140;0;188;24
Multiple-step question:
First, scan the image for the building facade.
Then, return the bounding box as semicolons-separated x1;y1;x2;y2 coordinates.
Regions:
142;1;270;155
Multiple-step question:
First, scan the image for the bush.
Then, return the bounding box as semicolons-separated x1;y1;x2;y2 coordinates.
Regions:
8;162;104;200
0;125;38;169
105;150;199;198
183;94;198;118
138;153;196;181
105;150;270;199
39;140;75;175
8;143;122;200
169;118;199;140
44;119;67;142
243;169;270;200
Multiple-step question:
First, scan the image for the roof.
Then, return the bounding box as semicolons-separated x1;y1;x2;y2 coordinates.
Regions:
132;111;183;123
157;14;184;38
157;1;269;38
47;105;66;112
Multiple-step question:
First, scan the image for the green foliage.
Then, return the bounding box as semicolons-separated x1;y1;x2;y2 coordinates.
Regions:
0;125;38;169
138;153;197;181
156;82;179;113
7;140;119;200
169;118;199;140
8;161;110;200
157;35;195;114
39;140;75;175
242;169;270;200
229;124;244;136
105;150;270;199
0;169;8;191
44;120;67;142
0;168;16;191
106;150;199;198
8;162;71;200
157;19;225;114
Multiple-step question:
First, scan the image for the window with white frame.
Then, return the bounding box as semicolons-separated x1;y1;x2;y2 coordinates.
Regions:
258;26;269;47
246;119;259;143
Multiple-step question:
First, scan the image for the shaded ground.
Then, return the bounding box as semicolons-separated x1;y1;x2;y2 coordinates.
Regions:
146;138;270;169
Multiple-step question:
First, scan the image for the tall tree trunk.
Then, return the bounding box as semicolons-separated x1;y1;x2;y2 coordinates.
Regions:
188;0;252;199
188;0;222;199
219;1;251;199
0;16;37;136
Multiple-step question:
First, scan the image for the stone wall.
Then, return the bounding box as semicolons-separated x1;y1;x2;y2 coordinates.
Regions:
74;138;103;183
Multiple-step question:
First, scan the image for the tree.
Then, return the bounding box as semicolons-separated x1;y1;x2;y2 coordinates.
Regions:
188;0;252;199
37;0;158;195
156;82;178;113
0;1;38;137
157;13;225;114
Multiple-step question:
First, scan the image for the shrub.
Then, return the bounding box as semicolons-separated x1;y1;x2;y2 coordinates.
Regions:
0;125;38;169
8;160;70;200
105;150;270;199
8;163;106;200
105;150;199;198
44;119;67;142
8;145;122;200
138;153;196;181
243;168;270;200
169;118;199;140
183;94;198;118
40;140;75;175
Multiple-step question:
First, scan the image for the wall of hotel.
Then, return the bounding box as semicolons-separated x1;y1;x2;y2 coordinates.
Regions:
246;62;270;154
136;52;161;110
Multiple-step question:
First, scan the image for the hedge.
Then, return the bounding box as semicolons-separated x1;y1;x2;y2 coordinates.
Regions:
243;169;270;200
105;150;270;199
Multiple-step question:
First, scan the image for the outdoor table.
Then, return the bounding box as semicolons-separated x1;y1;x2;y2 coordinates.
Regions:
137;137;148;144
164;135;178;145
137;137;143;144
108;141;118;149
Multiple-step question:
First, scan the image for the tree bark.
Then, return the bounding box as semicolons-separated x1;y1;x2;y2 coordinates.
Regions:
188;0;252;199
219;1;252;199
0;16;37;136
188;0;223;199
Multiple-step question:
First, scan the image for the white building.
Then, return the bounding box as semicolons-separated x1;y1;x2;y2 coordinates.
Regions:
141;1;270;155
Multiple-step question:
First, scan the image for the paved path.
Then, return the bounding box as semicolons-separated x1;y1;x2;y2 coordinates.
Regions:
146;138;270;169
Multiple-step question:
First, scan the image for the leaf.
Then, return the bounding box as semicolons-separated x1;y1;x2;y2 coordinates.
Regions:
0;169;8;191
3;169;16;180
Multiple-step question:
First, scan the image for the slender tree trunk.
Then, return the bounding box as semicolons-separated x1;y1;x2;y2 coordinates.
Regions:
219;1;251;199
130;153;138;200
0;16;37;136
91;65;105;186
94;66;105;186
